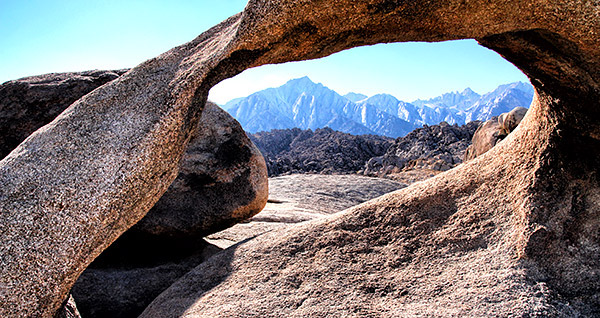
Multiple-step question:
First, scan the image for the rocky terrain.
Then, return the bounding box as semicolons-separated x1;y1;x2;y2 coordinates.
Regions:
206;174;406;249
364;121;481;176
250;122;482;177
249;127;393;176
464;106;528;161
0;71;268;317
70;101;268;318
1;1;598;318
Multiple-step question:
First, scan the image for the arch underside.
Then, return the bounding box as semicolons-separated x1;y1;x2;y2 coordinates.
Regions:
0;1;598;317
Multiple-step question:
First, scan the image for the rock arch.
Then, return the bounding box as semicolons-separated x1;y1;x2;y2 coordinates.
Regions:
0;0;598;317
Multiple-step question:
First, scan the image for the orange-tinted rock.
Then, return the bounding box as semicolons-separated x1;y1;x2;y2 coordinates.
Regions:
464;107;528;160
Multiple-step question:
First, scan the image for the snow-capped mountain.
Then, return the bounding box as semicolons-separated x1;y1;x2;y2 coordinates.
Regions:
222;77;533;137
225;77;416;137
463;82;534;122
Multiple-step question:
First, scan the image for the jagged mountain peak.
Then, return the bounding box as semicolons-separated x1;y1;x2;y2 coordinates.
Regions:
283;76;319;89
343;92;368;103
461;87;476;95
224;77;414;137
364;93;400;104
222;77;533;137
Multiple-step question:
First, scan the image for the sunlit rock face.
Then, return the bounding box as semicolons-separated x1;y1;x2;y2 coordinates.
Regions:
0;72;267;317
0;70;128;160
464;107;528;161
0;0;598;317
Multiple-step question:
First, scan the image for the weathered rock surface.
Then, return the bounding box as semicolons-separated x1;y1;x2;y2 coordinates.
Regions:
70;101;267;318
0;67;267;238
464;107;528;161
72;239;221;318
135;1;597;317
130;101;268;239
2;0;599;317
498;106;528;135
54;295;81;318
206;174;406;248
0;13;267;316
364;121;480;176
1;71;267;239
250;127;393;176
0;70;128;160
0;69;266;317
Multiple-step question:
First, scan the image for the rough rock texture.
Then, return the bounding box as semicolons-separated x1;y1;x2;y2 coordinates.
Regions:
0;13;261;316
1;72;267;240
498;106;528;135
70;102;267;318
206;174;406;248
249;127;393;176
0;70;128;160
54;295;81;318
130;101;268;239
138;1;598;317
72;239;221;318
2;0;599;317
463;118;503;161
385;169;443;184
464;107;528;160
0;70;266;317
364;121;480;176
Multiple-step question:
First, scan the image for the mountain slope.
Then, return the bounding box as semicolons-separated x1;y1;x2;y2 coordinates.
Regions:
224;77;533;136
464;82;534;122
226;77;415;137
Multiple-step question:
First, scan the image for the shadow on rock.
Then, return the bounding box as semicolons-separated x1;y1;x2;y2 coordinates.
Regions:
72;237;223;318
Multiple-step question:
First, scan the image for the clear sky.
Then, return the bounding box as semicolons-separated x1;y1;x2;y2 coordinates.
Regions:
0;1;529;104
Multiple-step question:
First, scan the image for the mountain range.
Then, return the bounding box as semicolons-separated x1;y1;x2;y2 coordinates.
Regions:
222;77;534;137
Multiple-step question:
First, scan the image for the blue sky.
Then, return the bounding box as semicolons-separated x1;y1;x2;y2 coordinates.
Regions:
0;0;528;104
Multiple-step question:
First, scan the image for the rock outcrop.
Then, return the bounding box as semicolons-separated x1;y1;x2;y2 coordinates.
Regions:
250;127;393;176
206;174;406;248
130;101;268;239
0;70;128;160
498;106;528;135
0;70;267;317
0;71;268;239
2;0;598;317
464;107;528;160
363;121;480;176
71;102;267;318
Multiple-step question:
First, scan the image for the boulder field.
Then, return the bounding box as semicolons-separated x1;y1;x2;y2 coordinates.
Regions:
0;0;598;317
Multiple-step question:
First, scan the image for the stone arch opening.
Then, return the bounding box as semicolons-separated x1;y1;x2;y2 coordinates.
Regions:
208;39;532;177
1;1;598;317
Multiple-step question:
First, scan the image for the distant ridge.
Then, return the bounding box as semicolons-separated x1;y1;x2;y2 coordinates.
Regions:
223;77;533;137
